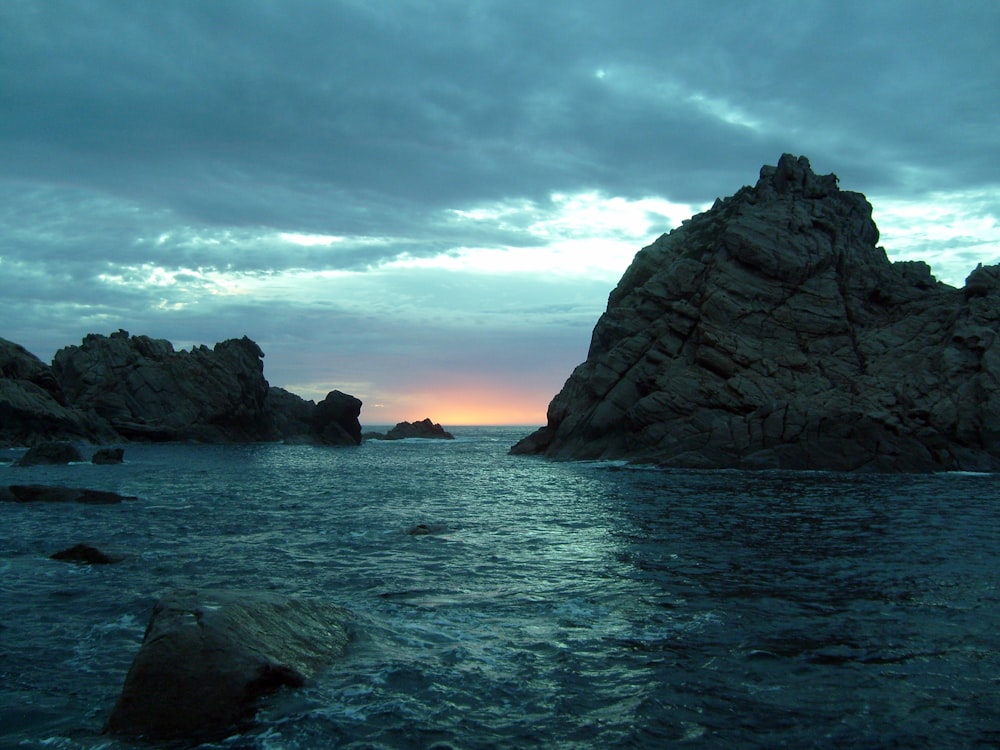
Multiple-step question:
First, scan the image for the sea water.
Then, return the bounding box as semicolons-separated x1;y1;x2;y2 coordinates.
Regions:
1;427;998;749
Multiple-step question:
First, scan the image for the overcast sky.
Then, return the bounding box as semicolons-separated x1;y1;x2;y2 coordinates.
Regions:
2;1;998;424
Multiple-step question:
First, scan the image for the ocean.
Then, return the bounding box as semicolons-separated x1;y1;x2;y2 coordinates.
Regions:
1;427;998;749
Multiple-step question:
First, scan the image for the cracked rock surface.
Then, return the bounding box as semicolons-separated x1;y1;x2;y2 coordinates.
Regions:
512;154;1000;472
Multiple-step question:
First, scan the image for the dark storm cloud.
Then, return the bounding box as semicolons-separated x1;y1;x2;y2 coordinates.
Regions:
5;0;996;228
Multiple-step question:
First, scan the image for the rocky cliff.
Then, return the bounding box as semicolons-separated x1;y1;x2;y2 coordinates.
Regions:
0;331;362;446
53;331;276;442
512;154;1000;472
0;338;119;446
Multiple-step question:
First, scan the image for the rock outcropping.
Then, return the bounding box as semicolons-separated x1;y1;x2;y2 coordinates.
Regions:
512;155;1000;472
366;418;455;440
0;338;119;446
106;589;352;741
53;331;275;442
0;331;363;446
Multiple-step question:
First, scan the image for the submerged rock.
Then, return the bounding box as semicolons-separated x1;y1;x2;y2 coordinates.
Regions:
50;543;122;564
512;154;1000;472
0;485;136;504
106;589;352;741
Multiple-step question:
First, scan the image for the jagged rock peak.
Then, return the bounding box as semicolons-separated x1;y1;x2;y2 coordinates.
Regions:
512;155;1000;472
757;153;839;197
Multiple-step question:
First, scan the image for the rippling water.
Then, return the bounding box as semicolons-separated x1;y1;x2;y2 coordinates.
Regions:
1;427;998;749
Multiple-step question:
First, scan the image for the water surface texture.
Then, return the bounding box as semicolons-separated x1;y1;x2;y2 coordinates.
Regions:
2;428;998;748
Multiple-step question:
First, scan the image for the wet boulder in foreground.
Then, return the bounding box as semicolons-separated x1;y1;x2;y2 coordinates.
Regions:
106;589;352;742
512;154;1000;472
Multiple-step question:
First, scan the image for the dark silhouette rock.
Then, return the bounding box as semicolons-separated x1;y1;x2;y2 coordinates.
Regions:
50;543;122;564
106;589;351;742
1;484;136;504
512;154;1000;472
16;441;85;466
0;338;118;447
264;386;317;441
407;523;447;535
311;390;363;445
388;418;454;440
52;330;275;443
2;331;365;447
91;447;124;464
367;418;455;440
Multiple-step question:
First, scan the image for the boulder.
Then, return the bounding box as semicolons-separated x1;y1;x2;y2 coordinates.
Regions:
0;485;136;504
311;390;363;445
106;589;352;741
0;338;118;447
91;447;124;464
50;543;122;564
16;441;85;466
512;154;1000;472
52;331;275;442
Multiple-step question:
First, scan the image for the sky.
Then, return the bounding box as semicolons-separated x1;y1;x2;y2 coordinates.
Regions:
2;1;999;426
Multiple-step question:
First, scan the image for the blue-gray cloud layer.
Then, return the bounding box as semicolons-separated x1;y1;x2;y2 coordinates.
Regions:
2;0;998;418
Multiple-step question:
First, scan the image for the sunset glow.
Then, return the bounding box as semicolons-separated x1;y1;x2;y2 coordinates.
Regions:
364;383;554;427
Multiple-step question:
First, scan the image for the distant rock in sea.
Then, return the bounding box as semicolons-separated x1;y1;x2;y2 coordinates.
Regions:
512;154;1000;472
365;418;455;440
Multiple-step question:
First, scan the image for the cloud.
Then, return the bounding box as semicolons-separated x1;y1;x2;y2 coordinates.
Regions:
1;0;998;423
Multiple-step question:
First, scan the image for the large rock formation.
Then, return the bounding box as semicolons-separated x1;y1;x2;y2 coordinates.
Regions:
512;154;1000;472
1;331;365;446
106;589;352;741
0;338;118;446
52;331;275;442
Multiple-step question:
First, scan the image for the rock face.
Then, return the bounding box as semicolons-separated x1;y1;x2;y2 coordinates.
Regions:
52;331;275;442
512;154;1000;472
312;390;364;445
0;338;119;446
106;589;352;741
0;330;365;447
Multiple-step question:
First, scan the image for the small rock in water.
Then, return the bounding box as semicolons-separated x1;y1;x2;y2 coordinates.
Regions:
50;543;122;564
91;447;124;464
16;441;85;466
408;523;447;535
